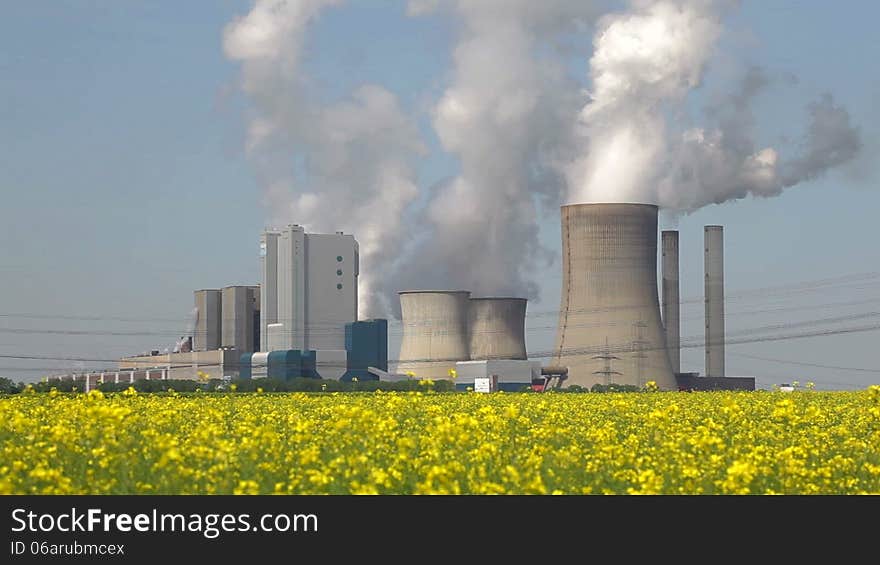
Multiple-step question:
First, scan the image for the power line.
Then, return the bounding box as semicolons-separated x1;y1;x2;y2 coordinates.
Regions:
728;352;880;374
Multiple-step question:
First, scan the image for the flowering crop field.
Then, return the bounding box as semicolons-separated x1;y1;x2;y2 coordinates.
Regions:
2;388;879;494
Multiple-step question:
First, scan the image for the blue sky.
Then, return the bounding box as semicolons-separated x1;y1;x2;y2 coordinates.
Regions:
1;1;878;388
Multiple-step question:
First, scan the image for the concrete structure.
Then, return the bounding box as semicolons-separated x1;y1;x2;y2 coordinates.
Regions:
194;289;222;351
120;349;241;381
553;203;677;390
396;290;471;379
266;323;285;353
221;285;259;353
468;298;528;360
259;230;280;353
315;350;347;380
661;230;680;374
705;225;725;377
454;360;541;392
266;225;358;351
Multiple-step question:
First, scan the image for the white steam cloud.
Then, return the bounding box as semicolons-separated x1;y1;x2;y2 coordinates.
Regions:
224;0;424;317
567;0;861;211
225;0;862;314
395;0;599;300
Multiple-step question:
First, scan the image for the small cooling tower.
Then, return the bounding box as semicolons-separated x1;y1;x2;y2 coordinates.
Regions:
553;203;677;390
396;291;471;379
468;298;527;360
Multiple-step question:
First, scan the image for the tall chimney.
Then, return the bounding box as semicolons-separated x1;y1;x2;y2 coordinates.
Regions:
704;225;725;377
661;230;680;375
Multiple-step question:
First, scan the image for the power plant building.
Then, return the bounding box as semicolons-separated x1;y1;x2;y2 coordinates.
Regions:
553;203;677;390
221;285;260;353
261;225;358;352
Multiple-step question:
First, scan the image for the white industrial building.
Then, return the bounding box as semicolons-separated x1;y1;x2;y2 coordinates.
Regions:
260;225;358;352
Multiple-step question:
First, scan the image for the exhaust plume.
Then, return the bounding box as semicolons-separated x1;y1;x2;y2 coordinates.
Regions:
397;0;598;301
224;0;424;318
567;0;861;210
225;0;862;317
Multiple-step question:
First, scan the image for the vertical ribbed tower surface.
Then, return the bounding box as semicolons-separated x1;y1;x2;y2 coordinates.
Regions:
554;204;677;390
661;230;681;374
396;290;471;379
704;225;725;377
468;298;528;360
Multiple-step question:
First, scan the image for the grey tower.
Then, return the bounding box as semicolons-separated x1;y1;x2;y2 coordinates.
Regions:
553;204;676;390
468;297;527;360
661;230;680;374
704;225;725;377
259;230;280;352
221;285;259;353
194;289;222;351
396;291;471;379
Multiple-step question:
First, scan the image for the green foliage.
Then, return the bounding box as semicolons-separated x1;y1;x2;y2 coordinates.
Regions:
0;377;21;394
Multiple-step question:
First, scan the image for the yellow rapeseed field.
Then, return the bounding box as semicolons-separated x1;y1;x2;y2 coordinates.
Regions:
1;387;879;494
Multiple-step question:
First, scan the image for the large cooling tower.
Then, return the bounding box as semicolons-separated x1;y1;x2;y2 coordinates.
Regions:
553;203;677;390
396;291;471;379
468;298;527;360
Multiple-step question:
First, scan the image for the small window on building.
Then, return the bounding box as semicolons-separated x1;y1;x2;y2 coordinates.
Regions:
336;255;343;262
337;283;343;290
336;269;342;276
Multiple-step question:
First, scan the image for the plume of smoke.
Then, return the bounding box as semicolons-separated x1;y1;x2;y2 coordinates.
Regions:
399;0;599;300
567;0;861;211
224;0;424;318
659;72;862;210
567;0;725;205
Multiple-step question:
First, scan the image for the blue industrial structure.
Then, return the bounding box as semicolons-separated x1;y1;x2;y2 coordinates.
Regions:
238;318;388;382
342;319;387;382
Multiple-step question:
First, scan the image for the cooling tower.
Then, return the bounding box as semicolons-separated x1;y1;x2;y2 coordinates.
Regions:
553;203;677;390
704;225;725;377
396;291;470;379
468;298;527;360
661;230;680;374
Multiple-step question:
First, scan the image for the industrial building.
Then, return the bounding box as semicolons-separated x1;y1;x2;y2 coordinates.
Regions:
239;319;388;382
260;225;358;352
119;349;242;381
103;206;753;392
193;286;259;354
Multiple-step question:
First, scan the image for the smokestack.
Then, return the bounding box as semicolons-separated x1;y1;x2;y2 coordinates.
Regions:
661;231;680;374
704;225;725;377
553;204;676;390
260;230;280;353
396;291;471;379
468;298;527;361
